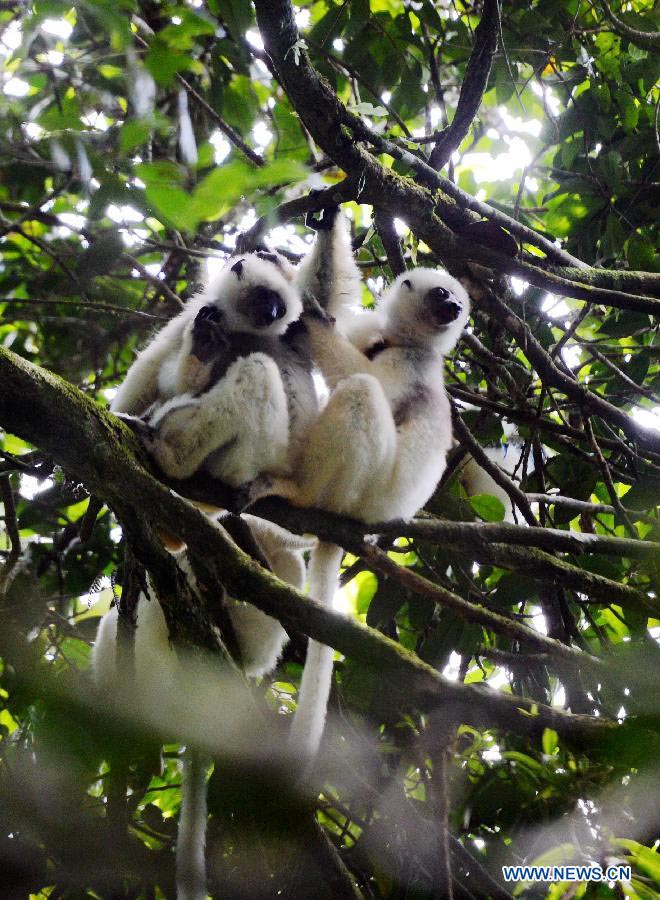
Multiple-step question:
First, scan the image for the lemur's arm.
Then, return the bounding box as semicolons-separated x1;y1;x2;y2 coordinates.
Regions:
174;305;234;397
305;316;376;389
294;206;362;326
111;313;189;415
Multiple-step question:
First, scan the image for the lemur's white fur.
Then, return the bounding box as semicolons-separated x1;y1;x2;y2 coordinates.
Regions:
275;264;471;766
285;211;365;764
92;518;313;686
146;353;291;484
102;251;316;680
291;268;471;521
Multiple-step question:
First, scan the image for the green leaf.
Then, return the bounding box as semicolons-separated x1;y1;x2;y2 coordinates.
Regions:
145;39;194;86
619;93;639;132
627;234;659;271
469;494;506;522
157;9;215;49
347;102;389;117
38;94;82;132
614;840;660;885
209;0;254;35
189;159;307;224
221;74;260;133
119;119;152;154
136;161;196;230
542;728;558;756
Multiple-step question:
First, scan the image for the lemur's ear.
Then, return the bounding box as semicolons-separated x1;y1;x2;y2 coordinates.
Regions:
231;259;245;279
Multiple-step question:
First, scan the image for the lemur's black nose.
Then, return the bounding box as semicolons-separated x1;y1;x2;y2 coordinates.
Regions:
425;287;462;325
248;287;287;327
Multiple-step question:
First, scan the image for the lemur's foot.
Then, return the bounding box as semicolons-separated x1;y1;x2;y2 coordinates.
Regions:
116;412;156;446
305;203;340;232
302;291;336;325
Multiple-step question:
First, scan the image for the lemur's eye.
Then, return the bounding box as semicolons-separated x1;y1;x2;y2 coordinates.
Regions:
402;279;412;290
231;259;245;279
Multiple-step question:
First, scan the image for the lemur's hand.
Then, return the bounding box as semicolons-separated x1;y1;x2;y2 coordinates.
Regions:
305;203;340;232
191;305;230;362
302;290;336;325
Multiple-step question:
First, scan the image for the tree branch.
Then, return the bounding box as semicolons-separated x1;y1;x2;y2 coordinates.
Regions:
477;288;660;452
0;474;21;588
252;0;585;270
252;0;660;328
429;0;499;170
374;208;406;277
236;180;356;253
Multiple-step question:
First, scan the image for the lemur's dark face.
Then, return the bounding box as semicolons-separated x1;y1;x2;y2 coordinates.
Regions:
229;257;289;330
423;286;463;329
244;285;288;329
400;278;464;331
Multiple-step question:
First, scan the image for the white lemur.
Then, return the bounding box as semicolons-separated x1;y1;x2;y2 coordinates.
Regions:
104;250;320;674
251;228;471;762
95;250;320;900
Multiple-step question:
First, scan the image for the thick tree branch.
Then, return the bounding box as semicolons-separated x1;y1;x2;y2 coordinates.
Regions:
548;265;660;299
244;7;660;320
478;250;660;316
429;0;499;170
393;517;659;561
0;347;618;745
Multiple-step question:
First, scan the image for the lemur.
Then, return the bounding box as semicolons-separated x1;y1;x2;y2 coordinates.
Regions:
96;250;319;900
249;216;471;762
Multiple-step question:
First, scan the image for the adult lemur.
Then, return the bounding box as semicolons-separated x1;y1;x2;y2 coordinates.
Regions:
253;217;471;761
95;250;320;900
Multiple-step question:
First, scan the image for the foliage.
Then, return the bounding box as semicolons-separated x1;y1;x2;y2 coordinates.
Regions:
0;1;659;898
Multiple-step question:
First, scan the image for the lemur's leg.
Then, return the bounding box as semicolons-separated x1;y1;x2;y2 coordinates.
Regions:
144;353;289;483
272;373;397;516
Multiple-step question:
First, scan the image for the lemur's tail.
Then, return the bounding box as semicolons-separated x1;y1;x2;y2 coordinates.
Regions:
288;540;343;764
176;748;208;900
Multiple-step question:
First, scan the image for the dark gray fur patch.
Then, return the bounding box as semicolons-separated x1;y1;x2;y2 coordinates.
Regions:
255;251;280;266
365;338;390;360
393;381;432;427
